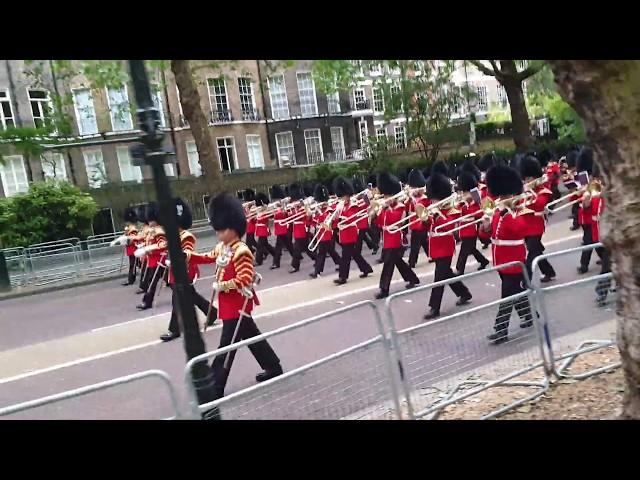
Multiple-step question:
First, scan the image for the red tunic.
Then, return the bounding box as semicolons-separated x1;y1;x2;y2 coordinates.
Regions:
428;208;460;259
523;185;552;237
189;240;258;321
292;205;309;240
376;203;404;249
168;230;199;284
246;217;256;235
255;212;270;237
459;201;482;238
313;208;334;242
578;196;592;226
338;202;360;244
491;209;527;275
356;203;370;230
406;196;430;232
591;196;604;242
147;227;167;268
124;224;138;256
273;208;289;236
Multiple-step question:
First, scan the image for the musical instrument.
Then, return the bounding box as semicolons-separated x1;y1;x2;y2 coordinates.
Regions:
524;174;548;190
385;203;429;234
544;179;602;214
308;204;342;252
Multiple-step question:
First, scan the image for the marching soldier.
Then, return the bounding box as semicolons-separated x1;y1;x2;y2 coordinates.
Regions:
483;165;534;345
353;178;377;255
289;183;316;273
254;192;276;266
374;172;420;299
519;155;557;282
406;169;430;268
334;176;373;285
309;184;341;278
134;202;168;310
564;149;581;231
242;189;258;255
112;207;140;286
476;154;496;249
159;198;216;342
270;185;294;270
455;171;490;275
189;193;283;398
134;204;149;292
576;148;606;273
424;173;473;320
588;170;611;305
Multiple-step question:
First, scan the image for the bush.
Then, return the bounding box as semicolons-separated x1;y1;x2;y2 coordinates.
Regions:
0;181;99;248
475;121;512;139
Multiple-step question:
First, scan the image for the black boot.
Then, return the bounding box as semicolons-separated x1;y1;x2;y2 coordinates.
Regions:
423;308;440;320
487;330;508;344
334;278;347;285
309;272;318;278
375;290;388;300
540;274;555;283
136;303;152;310
456;293;472;306
160;331;180;342
405;281;420;289
256;365;283;383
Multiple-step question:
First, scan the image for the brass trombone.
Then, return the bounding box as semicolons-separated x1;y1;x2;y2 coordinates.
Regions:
338;190;406;230
544;180;602;214
385;203;429;234
308;206;341;252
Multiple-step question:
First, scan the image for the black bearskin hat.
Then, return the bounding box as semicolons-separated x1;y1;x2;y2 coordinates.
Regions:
333;176;355;197
457;171;478;192
255;192;269;207
431;160;449;178
520;155;543;179
577;147;594;174
352;177;365;193
408;168;427;188
145;202;159;223
242;188;256;202
135;204;147;224
236;190;244;200
509;153;525;175
174;197;193;230
209;193;247;237
124;207;138;223
486;165;523;197
270;185;286;200
366;174;377;188
302;182;315;198
323;181;335;195
427;173;452;200
313;183;330;203
289;183;304;201
377;172;402;195
398;170;409;185
536;149;553;168
460;160;481;181
566;150;578;169
478;153;496;172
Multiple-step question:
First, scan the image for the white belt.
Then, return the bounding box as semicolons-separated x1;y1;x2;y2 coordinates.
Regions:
534;212;545;217
256;223;267;227
293;221;305;225
492;239;525;246
592;216;600;221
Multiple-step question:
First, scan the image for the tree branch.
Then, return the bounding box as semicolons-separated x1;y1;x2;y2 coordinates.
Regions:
518;63;544;81
468;60;496;77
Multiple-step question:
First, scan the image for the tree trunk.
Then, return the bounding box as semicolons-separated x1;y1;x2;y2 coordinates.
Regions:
500;61;532;153
548;60;640;419
170;60;222;184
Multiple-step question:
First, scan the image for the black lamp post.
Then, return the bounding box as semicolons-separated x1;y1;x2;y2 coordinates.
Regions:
127;60;219;419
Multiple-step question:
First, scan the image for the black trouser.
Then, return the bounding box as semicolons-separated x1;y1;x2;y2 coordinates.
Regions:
369;226;381;250
548;183;561;211
211;316;281;396
571;203;579;228
127;255;136;284
479;236;491;248
596;248;613;300
314;240;341;274
245;233;257;255
138;261;148;289
428;257;471;312
338;243;373;280
142;265;166;307
379;248;419;294
408;230;429;267
580;225;604;269
493;272;533;334
525;235;556;279
255;236;275;265
272;234;294;267
168;284;216;335
140;265;156;292
456;236;488;274
291;237;316;269
357;228;376;253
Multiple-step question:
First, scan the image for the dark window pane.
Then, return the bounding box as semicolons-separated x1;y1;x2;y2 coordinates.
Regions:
2;102;12;117
29;90;47;99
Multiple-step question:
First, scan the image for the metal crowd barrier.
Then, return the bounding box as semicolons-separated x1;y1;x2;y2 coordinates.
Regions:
82;232;126;277
0;370;183;420
2;247;27;287
24;241;82;286
184;301;404;420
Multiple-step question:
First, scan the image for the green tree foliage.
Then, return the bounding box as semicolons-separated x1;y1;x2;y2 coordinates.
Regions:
0;181;98;248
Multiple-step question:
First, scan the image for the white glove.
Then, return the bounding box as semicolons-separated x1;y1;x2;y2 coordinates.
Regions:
110;235;129;247
164;259;171;267
134;247;148;258
211;282;221;293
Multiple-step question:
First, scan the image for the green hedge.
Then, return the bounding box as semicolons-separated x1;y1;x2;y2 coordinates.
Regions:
475;121;513;139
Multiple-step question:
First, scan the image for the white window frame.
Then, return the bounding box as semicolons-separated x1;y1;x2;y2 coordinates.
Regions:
376;127;387;141
116;146;142;183
176;85;188;126
351;60;364;77
296;72;319;117
476;85;488;112
275;131;296;166
268;74;290;120
303;129;324;165
41;151;67;181
369;62;382;76
207;77;230;121
83;148;108;188
164;163;175;177
394;125;407;149
28;89;53;129
106;85;134;132
216;136;238;173
185;140;202;177
237;77;257;120
353;88;367;110
150;84;166;127
358;120;369;147
245;134;265;169
72;88;99;136
0;89;16;130
0;155;29;196
327;91;341;114
330;127;345;161
373;87;385;113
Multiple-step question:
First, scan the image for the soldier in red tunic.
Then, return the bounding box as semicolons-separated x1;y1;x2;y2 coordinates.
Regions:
254;192;276;266
589;174;611;305
110;207;140;286
288;183;316;273
269;185;294;270
189;193;283;398
519;155;557;282
242;189;258;255
373;172;420;299
483;165;534;344
159;198;215;342
476;153;497;249
405;169;430;268
334;176;373;285
134;202;168;310
424;173;473;320
455;171;490;274
309;184;341;278
352;178;377;255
